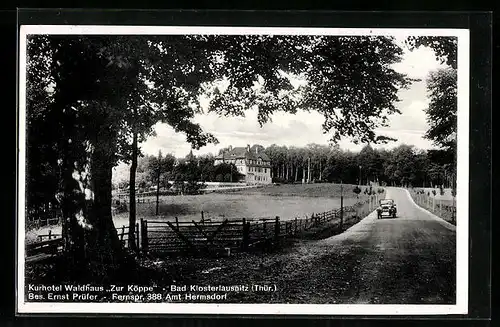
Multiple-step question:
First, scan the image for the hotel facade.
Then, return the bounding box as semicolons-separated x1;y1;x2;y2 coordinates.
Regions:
214;144;272;185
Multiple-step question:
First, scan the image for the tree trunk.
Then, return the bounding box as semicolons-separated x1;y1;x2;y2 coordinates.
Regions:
128;129;138;250
319;160;322;181
307;157;311;183
156;164;160;216
59;151;86;267
294;165;298;182
302;164;306;183
87;137;128;277
57;109;86;268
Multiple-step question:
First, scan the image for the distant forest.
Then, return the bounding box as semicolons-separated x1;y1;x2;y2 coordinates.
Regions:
113;143;455;191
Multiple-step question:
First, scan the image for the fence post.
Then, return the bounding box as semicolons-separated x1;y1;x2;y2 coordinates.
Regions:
135;222;139;252
294;217;298;235
263;221;267;236
242;218;249;251
175;216;179;229
48;230;52;240
120;225;125;243
201;211;204;223
141;219;148;255
274;216;280;244
340;198;344;232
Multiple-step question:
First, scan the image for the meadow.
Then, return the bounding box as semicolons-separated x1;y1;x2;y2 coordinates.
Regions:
113;183;370;223
27;183;372;242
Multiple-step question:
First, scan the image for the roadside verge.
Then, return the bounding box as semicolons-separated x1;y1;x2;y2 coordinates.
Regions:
403;188;456;232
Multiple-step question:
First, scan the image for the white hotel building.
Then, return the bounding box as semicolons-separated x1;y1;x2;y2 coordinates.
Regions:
214;144;272;185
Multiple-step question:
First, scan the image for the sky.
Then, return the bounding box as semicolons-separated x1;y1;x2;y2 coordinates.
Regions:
129;39;448;162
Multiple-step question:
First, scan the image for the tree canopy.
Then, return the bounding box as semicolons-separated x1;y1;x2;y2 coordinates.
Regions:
405;36;458;194
25;33;415;279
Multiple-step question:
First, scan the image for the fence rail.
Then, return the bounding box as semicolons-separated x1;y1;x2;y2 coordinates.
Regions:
27;224;140;262
27;194;381;260
140;197;375;256
409;190;456;225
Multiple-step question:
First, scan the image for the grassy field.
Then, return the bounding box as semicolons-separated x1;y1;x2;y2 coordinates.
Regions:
229;183;375;197
114;183;371;222
27;183;374;243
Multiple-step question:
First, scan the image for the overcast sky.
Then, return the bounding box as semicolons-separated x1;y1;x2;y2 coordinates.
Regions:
138;40;447;159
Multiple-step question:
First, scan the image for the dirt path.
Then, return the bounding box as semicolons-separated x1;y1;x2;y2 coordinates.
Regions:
176;187;456;304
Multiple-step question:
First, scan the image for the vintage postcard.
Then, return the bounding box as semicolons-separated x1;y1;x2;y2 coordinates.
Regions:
17;25;469;315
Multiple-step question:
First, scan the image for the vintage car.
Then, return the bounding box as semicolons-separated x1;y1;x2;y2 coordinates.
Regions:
377;199;397;218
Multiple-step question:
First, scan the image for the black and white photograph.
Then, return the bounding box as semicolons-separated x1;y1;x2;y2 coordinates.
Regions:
17;24;469;315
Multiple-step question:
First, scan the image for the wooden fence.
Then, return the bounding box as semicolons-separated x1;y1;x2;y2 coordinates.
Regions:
26;224;140;263
27;217;62;230
410;191;456;225
140;199;372;256
116;223;140;249
27;195;378;260
114;191;174;204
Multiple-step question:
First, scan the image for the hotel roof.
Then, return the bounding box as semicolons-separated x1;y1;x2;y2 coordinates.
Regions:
215;145;271;162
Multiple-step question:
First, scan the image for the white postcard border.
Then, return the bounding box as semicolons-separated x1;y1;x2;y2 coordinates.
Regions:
17;25;470;315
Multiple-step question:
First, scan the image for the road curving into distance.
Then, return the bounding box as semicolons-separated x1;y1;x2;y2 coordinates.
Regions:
210;187;457;304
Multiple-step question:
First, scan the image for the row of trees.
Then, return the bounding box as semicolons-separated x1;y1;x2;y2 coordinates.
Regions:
25;33;455;280
125;142;454;192
114;152;243;191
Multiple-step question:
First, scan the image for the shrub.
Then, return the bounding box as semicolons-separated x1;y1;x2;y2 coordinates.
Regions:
114;201;128;213
353;186;361;195
439;185;445;196
432;189;437;196
272;177;289;184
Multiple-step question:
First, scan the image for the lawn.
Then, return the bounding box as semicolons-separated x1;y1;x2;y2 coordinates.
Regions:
113;183;372;223
26;183;374;243
229;182;374;197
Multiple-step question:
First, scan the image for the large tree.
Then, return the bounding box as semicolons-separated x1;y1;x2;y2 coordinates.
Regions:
26;35;218;279
209;35;412;145
26;34;413;280
406;36;458;191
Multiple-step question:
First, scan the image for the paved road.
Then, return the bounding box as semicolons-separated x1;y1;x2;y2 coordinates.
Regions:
205;187;457;304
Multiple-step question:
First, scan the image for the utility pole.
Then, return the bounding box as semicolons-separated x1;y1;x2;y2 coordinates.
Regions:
359;165;362;186
156;150;162;216
340;179;344;231
308;156;311;183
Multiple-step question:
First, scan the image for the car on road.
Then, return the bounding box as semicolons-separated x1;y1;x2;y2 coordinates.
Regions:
377;199;397;218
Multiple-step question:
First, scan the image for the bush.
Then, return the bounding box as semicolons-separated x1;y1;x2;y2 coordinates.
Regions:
432;189;437;196
377;188;384;194
353;186;361;195
184;180;205;195
114;201;128;213
439;185;445;196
